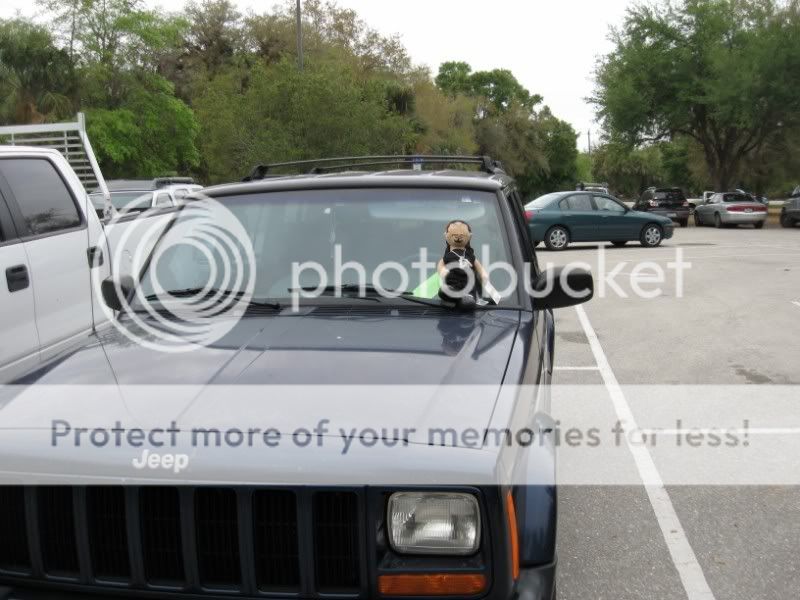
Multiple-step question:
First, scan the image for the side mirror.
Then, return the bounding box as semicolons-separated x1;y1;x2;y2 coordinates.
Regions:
531;267;594;310
101;276;134;312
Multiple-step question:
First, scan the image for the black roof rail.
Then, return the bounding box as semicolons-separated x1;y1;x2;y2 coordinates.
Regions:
154;177;196;188
243;155;506;181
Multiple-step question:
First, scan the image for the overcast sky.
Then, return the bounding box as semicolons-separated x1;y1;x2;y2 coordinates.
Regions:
1;0;634;149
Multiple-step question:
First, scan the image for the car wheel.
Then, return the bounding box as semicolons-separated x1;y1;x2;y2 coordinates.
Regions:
754;221;764;229
640;224;663;248
694;212;703;227
714;213;723;228
544;226;569;251
780;212;795;228
611;241;627;247
679;219;689;228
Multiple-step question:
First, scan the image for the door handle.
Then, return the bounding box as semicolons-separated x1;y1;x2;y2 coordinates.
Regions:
5;264;29;293
87;246;104;268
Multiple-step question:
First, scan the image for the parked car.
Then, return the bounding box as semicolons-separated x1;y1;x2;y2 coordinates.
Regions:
687;191;715;214
525;190;674;250
781;196;800;228
0;155;594;600
89;178;202;218
694;192;768;228
633;187;691;226
0;146;174;382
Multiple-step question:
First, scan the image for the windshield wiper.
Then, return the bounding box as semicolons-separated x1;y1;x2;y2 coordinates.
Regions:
142;289;281;310
143;287;245;300
288;284;448;308
288;284;382;301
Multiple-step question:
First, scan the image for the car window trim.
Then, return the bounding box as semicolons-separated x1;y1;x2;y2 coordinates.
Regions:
0;185;21;247
593;194;626;213
499;185;536;310
0;156;87;241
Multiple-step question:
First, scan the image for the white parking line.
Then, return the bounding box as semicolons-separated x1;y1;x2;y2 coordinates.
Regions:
574;305;716;600
792;301;800;309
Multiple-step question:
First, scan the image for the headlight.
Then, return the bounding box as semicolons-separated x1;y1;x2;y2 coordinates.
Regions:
387;492;481;555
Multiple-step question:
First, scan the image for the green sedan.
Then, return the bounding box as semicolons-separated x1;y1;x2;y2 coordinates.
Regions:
525;191;675;250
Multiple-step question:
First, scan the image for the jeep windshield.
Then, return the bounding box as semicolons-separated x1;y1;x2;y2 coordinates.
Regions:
135;187;519;307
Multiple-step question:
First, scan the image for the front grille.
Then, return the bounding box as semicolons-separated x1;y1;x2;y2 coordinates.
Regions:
0;486;364;598
87;486;131;580
140;486;184;585
38;486;79;577
0;487;29;572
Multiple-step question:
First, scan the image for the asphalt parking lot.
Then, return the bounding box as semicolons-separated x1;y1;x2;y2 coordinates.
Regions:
545;224;800;599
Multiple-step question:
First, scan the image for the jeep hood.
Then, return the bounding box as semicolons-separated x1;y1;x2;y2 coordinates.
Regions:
1;309;523;464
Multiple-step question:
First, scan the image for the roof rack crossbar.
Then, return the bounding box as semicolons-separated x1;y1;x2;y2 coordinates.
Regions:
244;155;505;180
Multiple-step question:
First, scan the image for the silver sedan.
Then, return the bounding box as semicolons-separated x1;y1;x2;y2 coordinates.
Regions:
694;192;768;228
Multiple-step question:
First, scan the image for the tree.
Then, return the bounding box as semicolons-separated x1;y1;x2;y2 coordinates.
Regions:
594;0;800;191
194;59;416;182
591;141;664;198
86;74;199;178
435;62;543;115
0;19;75;124
411;79;477;155
435;61;473;97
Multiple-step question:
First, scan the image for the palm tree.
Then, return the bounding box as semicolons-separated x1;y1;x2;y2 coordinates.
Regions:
0;19;75;125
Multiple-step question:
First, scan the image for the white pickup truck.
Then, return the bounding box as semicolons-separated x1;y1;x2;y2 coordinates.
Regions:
0;146;174;382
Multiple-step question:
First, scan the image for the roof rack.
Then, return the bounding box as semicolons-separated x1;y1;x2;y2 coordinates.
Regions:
154;177;196;188
243;155;506;181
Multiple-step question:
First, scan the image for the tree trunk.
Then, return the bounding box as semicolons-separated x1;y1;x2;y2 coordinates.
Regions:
703;143;736;192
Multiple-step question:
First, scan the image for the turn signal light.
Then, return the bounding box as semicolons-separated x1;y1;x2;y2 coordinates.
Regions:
378;573;487;596
506;491;520;580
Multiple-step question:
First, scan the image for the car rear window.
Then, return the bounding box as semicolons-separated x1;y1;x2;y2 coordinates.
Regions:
654;189;686;201
526;193;562;209
723;194;751;203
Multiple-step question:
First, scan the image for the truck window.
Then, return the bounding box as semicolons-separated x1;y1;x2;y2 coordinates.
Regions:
0;159;82;236
155;192;173;208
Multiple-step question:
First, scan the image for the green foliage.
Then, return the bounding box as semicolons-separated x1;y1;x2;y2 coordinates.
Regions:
13;0;578;190
87;75;199;178
435;62;543;114
591;141;664;199
576;152;593;183
0;19;75;124
595;0;800;191
194;59;415;182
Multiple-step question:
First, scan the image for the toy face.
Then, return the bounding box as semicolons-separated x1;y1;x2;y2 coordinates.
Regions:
445;221;472;249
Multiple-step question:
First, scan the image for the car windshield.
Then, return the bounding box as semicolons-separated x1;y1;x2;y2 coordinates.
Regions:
527;193;563;209
136;188;519;306
109;191;152;211
723;194;751;203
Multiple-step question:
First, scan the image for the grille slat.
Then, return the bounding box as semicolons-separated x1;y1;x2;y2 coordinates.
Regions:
195;488;241;588
37;486;79;577
87;486;131;581
140;487;185;585
0;486;30;572
314;491;360;592
254;490;300;591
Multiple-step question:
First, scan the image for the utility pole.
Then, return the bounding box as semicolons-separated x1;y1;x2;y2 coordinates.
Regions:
587;129;592;156
296;0;304;71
